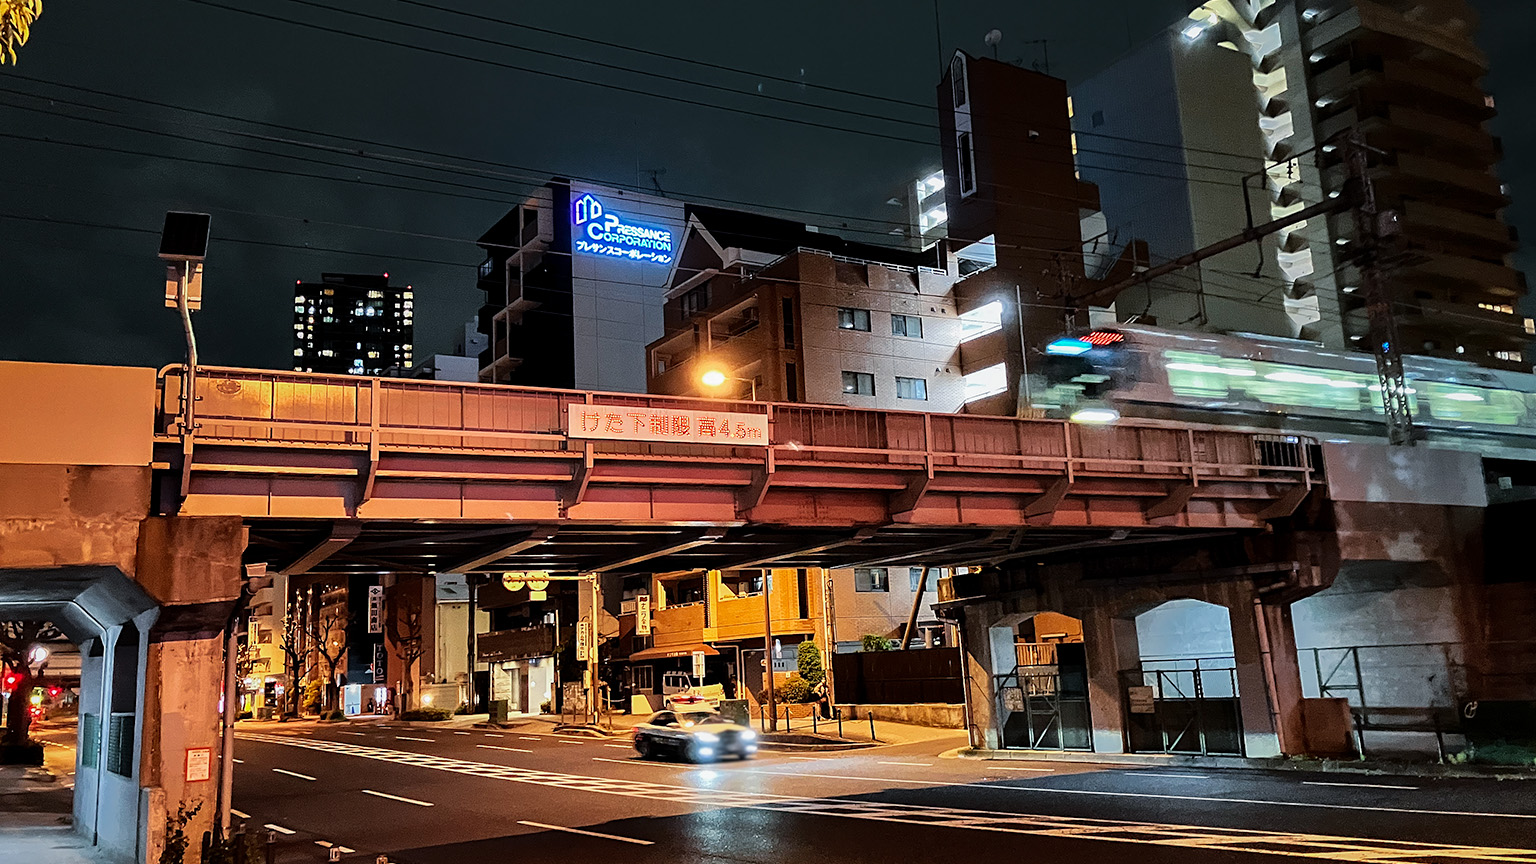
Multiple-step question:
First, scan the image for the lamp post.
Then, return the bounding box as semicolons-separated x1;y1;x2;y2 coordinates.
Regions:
700;367;757;401
159;212;211;437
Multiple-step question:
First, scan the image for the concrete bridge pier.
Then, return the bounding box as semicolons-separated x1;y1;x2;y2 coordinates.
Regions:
2;362;245;863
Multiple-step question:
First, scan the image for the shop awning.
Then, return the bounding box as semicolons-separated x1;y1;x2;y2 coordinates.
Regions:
629;644;720;661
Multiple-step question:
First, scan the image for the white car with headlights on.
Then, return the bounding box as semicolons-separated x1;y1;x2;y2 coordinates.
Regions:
632;708;757;762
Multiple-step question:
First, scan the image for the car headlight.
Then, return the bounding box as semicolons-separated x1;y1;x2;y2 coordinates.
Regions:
694;732;719;743
740;729;757;741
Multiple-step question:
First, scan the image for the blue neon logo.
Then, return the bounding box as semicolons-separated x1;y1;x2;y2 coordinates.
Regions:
571;194;674;264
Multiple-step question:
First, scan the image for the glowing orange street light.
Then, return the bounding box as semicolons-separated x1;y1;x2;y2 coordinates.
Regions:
699;367;755;400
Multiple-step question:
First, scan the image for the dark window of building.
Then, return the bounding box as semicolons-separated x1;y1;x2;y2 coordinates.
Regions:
785;363;799;401
855;568;890;592
631;665;653;692
842;371;875;396
837;308;871;331
891;313;923;338
1091;110;1105;128
796;569;809;619
896;376;928;400
957;132;977;196
909;567;927;592
681;286;709;317
781;298;796;347
724;570;764;596
951;55;967;108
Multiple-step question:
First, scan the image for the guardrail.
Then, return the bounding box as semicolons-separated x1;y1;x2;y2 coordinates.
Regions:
158;365;1316;485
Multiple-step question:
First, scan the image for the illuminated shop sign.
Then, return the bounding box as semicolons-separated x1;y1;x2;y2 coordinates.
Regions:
571;193;674;264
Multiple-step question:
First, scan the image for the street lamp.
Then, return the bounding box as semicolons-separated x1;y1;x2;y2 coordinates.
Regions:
700;366;757;400
159;211;211;437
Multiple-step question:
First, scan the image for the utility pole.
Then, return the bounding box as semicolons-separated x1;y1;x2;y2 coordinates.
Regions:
1344;129;1415;446
762;571;777;732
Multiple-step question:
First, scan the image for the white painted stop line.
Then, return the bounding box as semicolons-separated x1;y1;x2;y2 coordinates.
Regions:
272;768;316;781
362;789;434;807
518;820;653;846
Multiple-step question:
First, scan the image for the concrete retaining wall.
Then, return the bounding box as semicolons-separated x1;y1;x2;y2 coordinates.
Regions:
837;703;964;729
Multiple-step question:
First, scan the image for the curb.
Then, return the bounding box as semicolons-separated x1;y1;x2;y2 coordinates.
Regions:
945;747;1536;780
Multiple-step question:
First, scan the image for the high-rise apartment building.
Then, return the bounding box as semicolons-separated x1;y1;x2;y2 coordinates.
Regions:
1072;0;1530;369
475;180;683;392
292;273;414;375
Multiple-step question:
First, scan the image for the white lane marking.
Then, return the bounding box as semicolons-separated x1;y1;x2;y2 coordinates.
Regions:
986;765;1054;772
788;756;830;761
1128;772;1210;780
396;736;435;742
272;768;316;781
240;732;1536;860
230;809;249;819
518;820;653;846
453;731;471;735
338;731;367;737
519;736;541;741
593;757;675;767
744;768;936;785
232;758;244;764
478;745;533;753
483;733;504;738
558;740;585;745
604;744;633;749
878;761;932;767
362;789;433;807
1304;781;1419;791
263;824;295;835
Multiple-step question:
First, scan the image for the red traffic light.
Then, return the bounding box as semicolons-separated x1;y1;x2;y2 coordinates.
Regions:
1;673;18;693
48;687;61;697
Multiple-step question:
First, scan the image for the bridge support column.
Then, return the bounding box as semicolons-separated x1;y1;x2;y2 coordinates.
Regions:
1081;607;1139;754
135;516;246;864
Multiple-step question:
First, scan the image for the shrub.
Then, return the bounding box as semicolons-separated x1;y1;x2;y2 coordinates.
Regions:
318;709;346;722
776;673;814;704
861;634;896;652
453;702;473;715
539;699;552;714
796;640;825;689
399;707;452;721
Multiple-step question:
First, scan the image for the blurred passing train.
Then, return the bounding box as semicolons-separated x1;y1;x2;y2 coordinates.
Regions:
1037;325;1536;454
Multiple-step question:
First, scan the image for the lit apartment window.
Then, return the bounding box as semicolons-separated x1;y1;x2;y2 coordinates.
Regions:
1495;350;1524;362
837;308;871;331
959;301;1003;340
841;371;875;396
1479;302;1515;314
891;314;923;338
368;290;383;298
895;376;928;400
293;348;304;357
854;568;889;592
963;363;1008;402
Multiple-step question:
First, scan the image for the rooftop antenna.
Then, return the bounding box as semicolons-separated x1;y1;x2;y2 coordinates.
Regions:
984;29;1002;60
641;168;667;196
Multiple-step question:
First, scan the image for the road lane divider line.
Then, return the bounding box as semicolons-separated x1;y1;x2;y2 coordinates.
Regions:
338;731;366;736
604;744;633;749
1304;781;1419;791
453;731;470;735
362;789;433;807
518;820;653;846
272;768;316;781
483;733;503;737
1127;773;1210;779
558;740;585;745
985;766;1054;772
230;809;249;819
238;731;1536;861
878;761;932;767
232;759;243;764
396;736;435;742
519;736;541;741
478;745;533;753
592;757;679;768
263;824;294;835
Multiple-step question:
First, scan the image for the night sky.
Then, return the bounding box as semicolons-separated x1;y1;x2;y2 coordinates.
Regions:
2;0;1531;370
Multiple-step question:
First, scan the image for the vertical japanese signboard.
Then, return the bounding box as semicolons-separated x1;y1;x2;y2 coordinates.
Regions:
576;619;592;662
366;585;384;634
636;595;651;636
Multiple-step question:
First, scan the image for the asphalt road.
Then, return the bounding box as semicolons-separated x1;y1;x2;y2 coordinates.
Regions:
228;721;1536;864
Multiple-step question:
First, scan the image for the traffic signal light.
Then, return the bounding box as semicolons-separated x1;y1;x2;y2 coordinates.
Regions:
1;673;18;694
244;562;274;593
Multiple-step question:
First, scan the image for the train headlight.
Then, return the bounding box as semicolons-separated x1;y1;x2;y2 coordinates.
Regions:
1070;406;1120;424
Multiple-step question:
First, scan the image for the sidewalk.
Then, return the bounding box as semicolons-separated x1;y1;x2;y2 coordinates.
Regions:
950;746;1536;780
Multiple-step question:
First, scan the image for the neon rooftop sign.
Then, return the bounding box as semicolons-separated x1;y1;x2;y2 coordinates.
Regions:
571;194;674;264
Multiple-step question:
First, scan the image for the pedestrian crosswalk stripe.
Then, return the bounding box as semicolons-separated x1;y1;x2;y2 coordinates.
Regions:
237;732;1536;862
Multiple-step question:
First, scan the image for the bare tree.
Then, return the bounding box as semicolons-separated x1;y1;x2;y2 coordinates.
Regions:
301;603;348;713
388;603;426;711
275;608;309;719
0;620;62;746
